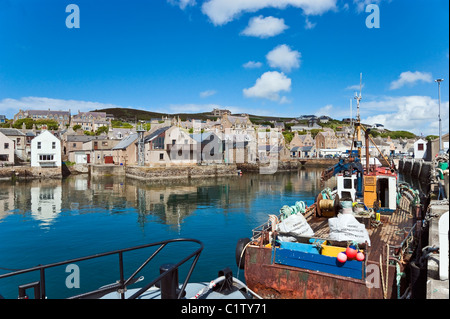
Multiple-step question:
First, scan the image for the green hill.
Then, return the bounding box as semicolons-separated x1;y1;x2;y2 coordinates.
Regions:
92;107;296;123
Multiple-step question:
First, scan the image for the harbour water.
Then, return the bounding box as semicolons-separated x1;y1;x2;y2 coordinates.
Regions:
0;168;338;299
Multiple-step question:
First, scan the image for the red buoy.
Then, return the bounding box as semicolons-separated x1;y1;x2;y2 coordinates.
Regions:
356;251;365;261
346;246;357;259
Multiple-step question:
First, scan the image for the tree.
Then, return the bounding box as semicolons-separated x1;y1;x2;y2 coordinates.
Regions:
12;118;34;129
95;126;109;135
282;131;294;144
35;119;59;130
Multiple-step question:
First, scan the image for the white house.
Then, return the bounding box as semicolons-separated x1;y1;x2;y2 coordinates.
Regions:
413;138;427;159
31;130;62;167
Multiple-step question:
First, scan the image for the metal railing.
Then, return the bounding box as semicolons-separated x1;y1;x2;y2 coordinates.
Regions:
0;238;203;299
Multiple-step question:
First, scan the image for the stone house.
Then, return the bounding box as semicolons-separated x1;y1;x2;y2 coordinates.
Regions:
0;128;27;161
289;132;314;149
82;137;120;165
221;113;253;131
0;131;14;165
64;134;95;162
144;126;170;165
164;126;198;165
190;132;224;164
112;133;139;166
315;128;338;150
143;126;198;166
71;111;111;132
14;109;71;128
290;146;314;158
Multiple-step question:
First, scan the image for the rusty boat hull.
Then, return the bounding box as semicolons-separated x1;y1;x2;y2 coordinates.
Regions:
242;200;421;299
245;245;393;299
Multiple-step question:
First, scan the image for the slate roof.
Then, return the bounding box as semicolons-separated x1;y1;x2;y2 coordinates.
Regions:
0;128;26;136
143;126;170;143
112;133;139;150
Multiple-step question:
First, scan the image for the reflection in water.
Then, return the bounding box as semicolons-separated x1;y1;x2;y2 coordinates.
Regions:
30;185;62;228
1;168;335;230
0;168;336;298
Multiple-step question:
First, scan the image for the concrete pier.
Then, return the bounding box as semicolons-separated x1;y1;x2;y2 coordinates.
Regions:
426;200;449;299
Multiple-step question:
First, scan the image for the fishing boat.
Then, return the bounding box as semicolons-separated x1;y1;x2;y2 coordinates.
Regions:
236;76;425;299
0;238;261;299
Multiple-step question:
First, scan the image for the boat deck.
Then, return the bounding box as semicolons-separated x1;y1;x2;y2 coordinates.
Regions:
308;209;416;263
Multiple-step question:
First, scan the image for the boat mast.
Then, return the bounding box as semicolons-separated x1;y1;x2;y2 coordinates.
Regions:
354;73;363;158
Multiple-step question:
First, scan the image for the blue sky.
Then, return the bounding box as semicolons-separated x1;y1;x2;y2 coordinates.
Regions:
0;0;448;136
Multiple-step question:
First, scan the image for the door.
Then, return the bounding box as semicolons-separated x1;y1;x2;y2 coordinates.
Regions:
104;156;113;164
363;176;377;208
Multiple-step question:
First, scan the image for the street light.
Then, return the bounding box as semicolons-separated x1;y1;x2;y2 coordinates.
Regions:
435;78;444;153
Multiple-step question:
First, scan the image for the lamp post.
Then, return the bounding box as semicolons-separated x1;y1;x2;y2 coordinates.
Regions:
435;78;444;153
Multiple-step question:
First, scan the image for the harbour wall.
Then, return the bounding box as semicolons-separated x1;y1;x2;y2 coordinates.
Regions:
0;165;62;180
125;164;238;180
0;158;337;181
237;159;339;172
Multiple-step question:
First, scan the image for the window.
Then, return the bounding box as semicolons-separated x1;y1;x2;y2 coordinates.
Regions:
37;142;41;149
4;143;8;149
39;155;54;161
418;143;424;151
153;137;164;150
52;142;56;149
159;153;164;160
343;178;353;189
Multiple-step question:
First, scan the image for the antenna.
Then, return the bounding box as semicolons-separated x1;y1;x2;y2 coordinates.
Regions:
353;73;363;158
354;73;362;122
350;98;353;128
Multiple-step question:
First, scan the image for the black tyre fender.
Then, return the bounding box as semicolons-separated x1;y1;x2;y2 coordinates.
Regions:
235;238;251;269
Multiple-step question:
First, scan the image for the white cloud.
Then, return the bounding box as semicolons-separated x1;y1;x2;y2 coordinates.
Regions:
167;0;196;10
266;44;301;73
279;96;292;104
346;83;365;91
201;0;337;26
243;61;263;69
243;71;291;102
241;15;289;38
361;95;449;136
389;71;433;90
353;0;382;13
0;96;125;118
315;104;333;117
199;90;217;98
304;17;316;29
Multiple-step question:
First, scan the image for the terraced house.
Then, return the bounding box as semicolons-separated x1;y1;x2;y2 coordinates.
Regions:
71;111;112;132
14;109;71;128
